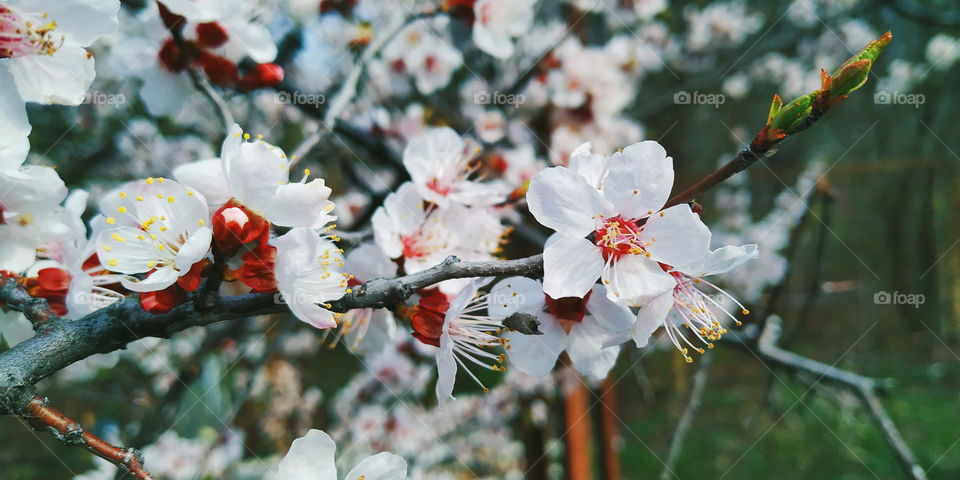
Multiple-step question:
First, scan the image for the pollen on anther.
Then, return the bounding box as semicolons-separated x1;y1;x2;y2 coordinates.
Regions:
106;217;116;224
117;206;127;213
108;259;118;267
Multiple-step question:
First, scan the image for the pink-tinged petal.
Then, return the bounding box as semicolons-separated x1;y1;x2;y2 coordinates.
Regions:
527;166;610;237
566;321;621;380
121;266;179;292
8;44;95;105
542;235;604;299
278;429;338;480
503;310;566;377
488;276;545;319
641;204;711;270
684;244;759;277
173;159;231;210
631;291;673;348
603;141;673;219
601;254;674;305
287;300;337;329
344;452;408;480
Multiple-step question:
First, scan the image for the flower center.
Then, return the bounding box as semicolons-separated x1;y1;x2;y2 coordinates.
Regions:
0;6;60;59
544;290;592;325
594;215;648;261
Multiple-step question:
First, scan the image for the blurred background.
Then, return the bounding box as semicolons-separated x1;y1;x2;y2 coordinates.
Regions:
2;0;959;478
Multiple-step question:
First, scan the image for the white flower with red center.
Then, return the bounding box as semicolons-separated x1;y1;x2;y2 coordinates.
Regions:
174;124;335;231
402;127;507;207
0;0;119;161
320;242;398;355
276;429;407;480
0;162;68;272
489;277;634;380
472;0;535;59
273;227;348;330
409;280;507;403
527;140;715;306
630;243;758;363
95;177;213;292
382;15;462;95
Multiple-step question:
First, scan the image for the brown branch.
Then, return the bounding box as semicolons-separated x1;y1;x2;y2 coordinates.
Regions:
25;396;154;479
0;277;61;330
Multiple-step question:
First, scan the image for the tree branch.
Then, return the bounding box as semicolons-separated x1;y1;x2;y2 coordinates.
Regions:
25;396;154;479
0;277;60;330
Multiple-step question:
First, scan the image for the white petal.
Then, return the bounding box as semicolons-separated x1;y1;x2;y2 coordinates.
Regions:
344;452;408;480
262;180;334;227
488;276;545;319
225;141;289;211
473;23;514;59
224;23;277;63
121;266;179;292
566;322;621;381
174;227;211;272
0;66;30;169
641;204;711;270
173;159;232;210
0;226;37;272
96;227;158;274
542;235;604;299
8;43;95;105
31;0;120;46
287;300;337;329
278;429;338;480
584;284;635;337
631;291;673;348
139;66;193;117
503;310;566;377
602;141;673;219
527;166;609;237
684;244;759;277
345;243;397;281
601;254;674;305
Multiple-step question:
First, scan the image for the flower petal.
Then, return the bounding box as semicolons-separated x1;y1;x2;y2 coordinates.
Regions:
344;452;408;480
566;321;621;381
173;227;212;272
684;244;759;277
527;166;610;236
601;254;674;305
631;291;673;348
262;180;334;228
488;276;545;319
8;43;95;105
504;310;566;377
121;266;179;292
542;235;604;299
602;141;673;219
278;429;338;480
173;159;232;210
641;204;711;270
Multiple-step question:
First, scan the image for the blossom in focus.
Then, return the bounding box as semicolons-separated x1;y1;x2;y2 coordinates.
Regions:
472;0;535;59
174;124;336;230
276;429;407;480
528;141;710;305
95;177;212;293
630;243;757;363
0;162;69;272
402;127;507;207
490;276;634;380
273;227;348;329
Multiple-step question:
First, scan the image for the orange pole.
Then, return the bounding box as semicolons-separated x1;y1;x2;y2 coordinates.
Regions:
598;378;622;480
563;369;593;480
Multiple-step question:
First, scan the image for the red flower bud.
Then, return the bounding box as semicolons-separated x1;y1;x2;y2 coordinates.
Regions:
195;51;238;86
212;200;270;256
195;22;229;49
140;285;187;314
238;63;285;92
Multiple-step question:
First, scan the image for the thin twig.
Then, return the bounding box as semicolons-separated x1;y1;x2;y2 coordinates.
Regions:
0;277;60;330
